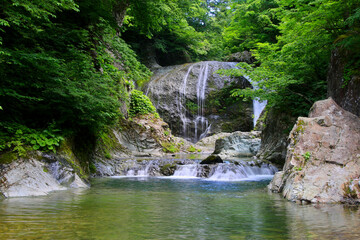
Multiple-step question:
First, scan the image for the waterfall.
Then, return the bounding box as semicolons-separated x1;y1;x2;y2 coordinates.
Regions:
252;98;267;127
178;65;194;138
172;164;200;179
179;63;210;142
244;76;267;127
146;61;258;142
110;159;278;181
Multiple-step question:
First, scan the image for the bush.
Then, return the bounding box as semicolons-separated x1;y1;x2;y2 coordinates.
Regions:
129;90;158;117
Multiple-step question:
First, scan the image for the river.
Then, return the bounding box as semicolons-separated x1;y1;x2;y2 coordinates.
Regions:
1;175;360;239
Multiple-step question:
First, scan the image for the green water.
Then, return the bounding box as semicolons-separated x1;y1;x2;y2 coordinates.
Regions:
1;177;359;240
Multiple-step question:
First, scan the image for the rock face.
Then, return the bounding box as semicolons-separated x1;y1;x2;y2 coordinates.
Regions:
268;98;360;203
327;48;360;117
0;157;88;198
257;109;296;166
213;131;261;158
200;155;223;164
225;51;255;64
145;61;253;142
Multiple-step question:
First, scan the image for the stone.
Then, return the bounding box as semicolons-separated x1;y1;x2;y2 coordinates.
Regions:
213;131;261;157
0;159;66;198
268;98;360;203
225;51;255;64
0;155;89;198
257;108;297;167
327;48;360;117
145;61;253;142
200;155;223;164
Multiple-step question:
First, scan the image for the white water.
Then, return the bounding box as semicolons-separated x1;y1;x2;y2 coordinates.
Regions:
253;98;267;127
178;65;194;138
244;76;267;127
111;160;277;181
170;164;201;179
178;63;211;142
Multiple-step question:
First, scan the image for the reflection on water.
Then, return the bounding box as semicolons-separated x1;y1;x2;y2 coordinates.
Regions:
0;178;359;239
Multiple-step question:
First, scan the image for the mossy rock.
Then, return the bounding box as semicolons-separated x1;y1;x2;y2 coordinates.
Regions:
200;155;223;164
160;163;177;176
0;151;18;165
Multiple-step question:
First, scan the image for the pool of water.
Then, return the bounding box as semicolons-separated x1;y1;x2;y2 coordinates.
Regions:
1;177;360;239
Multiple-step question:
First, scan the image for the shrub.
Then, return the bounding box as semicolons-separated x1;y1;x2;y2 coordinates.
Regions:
129;90;158;117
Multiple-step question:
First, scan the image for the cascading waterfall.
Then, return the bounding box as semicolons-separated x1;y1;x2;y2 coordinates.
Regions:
112;159;278;181
178;65;194;139
179;62;211;142
244;76;267;127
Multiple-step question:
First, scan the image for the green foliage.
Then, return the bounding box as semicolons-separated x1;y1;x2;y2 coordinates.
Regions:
186;101;199;115
164;131;170;136
302;152;311;162
222;0;360;117
129;90;158;117
223;0;279;52
0;123;64;156
294;166;302;171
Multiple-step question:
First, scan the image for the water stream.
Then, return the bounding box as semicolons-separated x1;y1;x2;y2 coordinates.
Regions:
1;176;360;239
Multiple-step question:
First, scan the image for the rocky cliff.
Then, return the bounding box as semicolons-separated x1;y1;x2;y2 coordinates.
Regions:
268;98;360;203
145;61;253;142
327;48;360;117
256;109;296;167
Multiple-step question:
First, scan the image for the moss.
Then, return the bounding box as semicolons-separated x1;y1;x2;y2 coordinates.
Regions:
89;162;97;174
0;151;18;164
43;166;49;173
162;142;180;153
187;145;197;152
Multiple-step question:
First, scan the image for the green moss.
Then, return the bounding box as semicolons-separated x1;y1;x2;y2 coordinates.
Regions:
162;142;180;153
89;162;97;174
43;166;49;173
164;131;170;136
187;145;196;152
0;151;18;164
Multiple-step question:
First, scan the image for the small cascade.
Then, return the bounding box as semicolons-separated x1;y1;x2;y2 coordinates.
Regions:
122;160;156;177
112;159;278;181
207;164;277;181
244;76;267;127
172;164;200;178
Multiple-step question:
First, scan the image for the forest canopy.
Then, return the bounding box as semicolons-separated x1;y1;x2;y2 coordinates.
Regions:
0;0;359;154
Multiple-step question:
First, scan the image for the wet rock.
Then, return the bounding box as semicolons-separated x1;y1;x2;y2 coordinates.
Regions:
213;131;261;157
268;98;360;203
160;163;177;176
145;61;252;142
200;155;223;164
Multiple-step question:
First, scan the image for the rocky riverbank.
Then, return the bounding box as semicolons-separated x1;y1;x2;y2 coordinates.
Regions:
268;98;360;203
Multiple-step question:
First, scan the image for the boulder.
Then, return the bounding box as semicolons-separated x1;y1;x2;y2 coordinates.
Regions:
213;131;261;157
200;155;223;164
268;98;360;203
0;158;88;198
